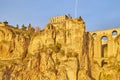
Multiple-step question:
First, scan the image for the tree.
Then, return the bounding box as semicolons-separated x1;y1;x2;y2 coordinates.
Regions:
16;24;19;29
21;24;27;31
28;24;35;33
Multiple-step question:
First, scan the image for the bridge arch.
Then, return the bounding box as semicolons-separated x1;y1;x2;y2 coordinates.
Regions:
112;30;118;36
101;36;108;58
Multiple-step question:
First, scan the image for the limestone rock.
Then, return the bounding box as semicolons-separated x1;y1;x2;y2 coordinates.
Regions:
0;15;120;80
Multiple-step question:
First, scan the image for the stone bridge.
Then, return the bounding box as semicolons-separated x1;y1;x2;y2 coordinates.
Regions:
90;28;120;66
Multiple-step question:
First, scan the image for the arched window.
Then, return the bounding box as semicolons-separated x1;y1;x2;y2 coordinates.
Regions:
101;36;108;41
112;30;117;36
101;36;108;58
92;33;97;37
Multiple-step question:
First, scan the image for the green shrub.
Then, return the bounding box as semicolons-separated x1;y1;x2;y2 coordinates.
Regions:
49;43;61;53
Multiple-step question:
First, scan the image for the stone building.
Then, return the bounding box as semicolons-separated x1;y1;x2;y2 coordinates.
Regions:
49;15;70;23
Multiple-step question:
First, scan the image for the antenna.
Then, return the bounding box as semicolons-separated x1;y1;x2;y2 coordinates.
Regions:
75;0;78;18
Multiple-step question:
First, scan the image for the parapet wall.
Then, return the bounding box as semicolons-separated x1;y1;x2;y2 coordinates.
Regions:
49;15;69;23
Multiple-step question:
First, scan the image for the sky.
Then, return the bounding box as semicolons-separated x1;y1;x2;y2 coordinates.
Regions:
0;0;120;31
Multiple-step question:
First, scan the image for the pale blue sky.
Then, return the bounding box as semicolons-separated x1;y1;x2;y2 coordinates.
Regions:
0;0;120;31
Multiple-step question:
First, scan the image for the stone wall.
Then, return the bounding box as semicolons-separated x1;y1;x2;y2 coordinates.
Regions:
49;15;69;23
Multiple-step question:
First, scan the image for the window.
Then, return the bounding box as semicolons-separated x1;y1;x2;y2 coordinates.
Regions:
92;33;97;37
101;36;108;58
101;36;108;41
112;30;117;36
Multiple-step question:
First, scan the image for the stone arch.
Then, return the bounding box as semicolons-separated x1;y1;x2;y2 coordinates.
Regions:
114;34;120;61
101;36;108;41
112;30;117;36
92;33;97;37
101;36;108;58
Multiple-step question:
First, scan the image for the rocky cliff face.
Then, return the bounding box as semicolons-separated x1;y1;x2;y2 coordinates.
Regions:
0;17;120;80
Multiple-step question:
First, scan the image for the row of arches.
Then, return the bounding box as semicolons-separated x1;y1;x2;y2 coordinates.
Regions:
92;30;118;38
92;30;120;67
92;30;118;56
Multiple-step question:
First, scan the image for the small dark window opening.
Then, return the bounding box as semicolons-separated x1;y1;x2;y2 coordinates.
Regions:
102;36;108;41
92;33;97;37
112;31;117;36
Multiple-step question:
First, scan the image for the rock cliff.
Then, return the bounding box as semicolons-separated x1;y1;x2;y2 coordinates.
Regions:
0;16;120;80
